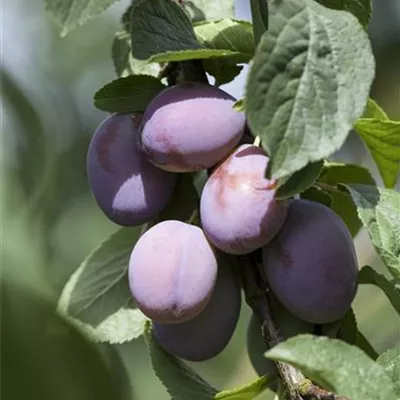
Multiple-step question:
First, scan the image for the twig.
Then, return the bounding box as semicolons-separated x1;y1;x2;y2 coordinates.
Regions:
239;254;350;400
239;254;303;400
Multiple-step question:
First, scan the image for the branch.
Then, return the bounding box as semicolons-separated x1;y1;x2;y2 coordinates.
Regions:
239;253;350;400
239;254;303;400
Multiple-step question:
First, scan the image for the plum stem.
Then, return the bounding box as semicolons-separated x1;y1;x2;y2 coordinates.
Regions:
239;253;349;400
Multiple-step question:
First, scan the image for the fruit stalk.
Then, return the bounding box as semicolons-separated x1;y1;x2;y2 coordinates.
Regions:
239;254;349;400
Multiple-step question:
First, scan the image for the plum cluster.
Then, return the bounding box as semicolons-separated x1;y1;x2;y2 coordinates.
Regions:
87;82;358;366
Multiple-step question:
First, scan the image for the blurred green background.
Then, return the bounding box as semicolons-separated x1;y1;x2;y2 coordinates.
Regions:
1;0;399;399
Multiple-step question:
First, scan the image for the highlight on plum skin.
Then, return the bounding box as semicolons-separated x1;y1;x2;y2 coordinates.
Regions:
152;259;241;361
200;144;288;255
139;83;246;172
262;199;359;324
128;220;218;324
86;113;177;226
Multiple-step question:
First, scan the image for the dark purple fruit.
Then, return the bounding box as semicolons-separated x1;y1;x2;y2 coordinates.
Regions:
87;113;177;226
263;200;358;324
129;220;218;323
140;83;245;172
153;260;241;361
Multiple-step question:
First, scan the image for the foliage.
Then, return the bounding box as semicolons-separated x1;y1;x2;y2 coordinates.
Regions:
18;0;400;399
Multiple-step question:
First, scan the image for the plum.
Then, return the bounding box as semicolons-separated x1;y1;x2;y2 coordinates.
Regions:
128;220;218;323
153;259;241;361
263;199;358;324
247;298;313;378
87;113;177;226
139;83;245;172
200;145;288;255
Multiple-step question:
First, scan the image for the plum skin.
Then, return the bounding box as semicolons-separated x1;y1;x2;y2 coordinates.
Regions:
139;83;246;172
200;144;288;255
263;199;358;324
153;259;241;361
128;220;218;323
86;113;177;226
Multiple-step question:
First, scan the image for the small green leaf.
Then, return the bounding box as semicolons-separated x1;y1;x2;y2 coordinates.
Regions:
130;0;203;61
354;118;400;188
144;322;218;400
337;308;358;345
233;98;245;112
112;31;135;77
250;0;269;45
185;0;235;22
44;0;120;37
194;19;254;63
93;75;165;113
215;376;269;399
363;98;388;120
192;170;208;198
203;59;243;86
246;0;375;180
58;226;149;343
112;31;161;78
377;347;400;397
346;185;400;277
356;331;378;360
266;334;397;400
318;163;375;236
112;7;161;78
276;161;323;199
316;0;372;27
358;266;400;315
150;48;240;63
300;186;333;207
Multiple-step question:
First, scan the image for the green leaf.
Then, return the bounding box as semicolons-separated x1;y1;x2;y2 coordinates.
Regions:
2;278;119;400
300;186;333;207
233;98;245;113
112;31;135;77
337;308;358;345
354;118;400;188
192;170;208;198
377;347;400;397
358;266;400;315
214;376;269;399
112;6;161;78
250;0;269;45
150;48;240;63
363;98;388;120
246;0;375;180
194;19;255;63
58;226;149;343
276;161;323;199
316;0;372;27
144;322;218;400
112;31;161;78
93;75;165;113
356;331;378;360
318;163;375;236
266;334;397;400
44;0;120;37
185;0;235;22
203;59;243;86
346;185;400;277
130;0;203;61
